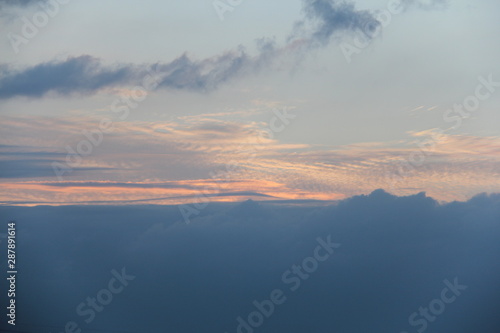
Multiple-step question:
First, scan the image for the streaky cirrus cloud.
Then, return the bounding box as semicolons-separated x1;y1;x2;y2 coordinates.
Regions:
1;115;500;204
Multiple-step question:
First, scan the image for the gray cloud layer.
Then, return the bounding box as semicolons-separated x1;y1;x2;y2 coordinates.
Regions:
1;190;499;332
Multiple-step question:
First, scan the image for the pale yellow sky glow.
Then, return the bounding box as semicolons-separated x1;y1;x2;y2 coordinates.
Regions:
1;113;499;205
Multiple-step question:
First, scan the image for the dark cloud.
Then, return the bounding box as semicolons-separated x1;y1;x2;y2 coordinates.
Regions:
0;146;113;179
1;190;499;332
293;0;378;45
157;51;251;92
0;0;46;7
0;55;139;99
0;158;62;178
0;0;444;100
0;51;256;99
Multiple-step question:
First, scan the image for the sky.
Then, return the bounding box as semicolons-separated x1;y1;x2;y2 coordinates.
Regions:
0;0;499;205
1;2;500;332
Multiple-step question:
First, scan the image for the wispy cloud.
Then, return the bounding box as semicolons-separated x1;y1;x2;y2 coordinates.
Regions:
291;0;377;45
1;114;499;204
0;0;47;8
0;0;444;100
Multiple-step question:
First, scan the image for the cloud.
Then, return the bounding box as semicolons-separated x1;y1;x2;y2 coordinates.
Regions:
0;177;333;206
0;0;54;19
157;51;251;91
292;0;378;45
0;0;46;7
0;158;114;179
1;190;499;332
0;145;117;179
0;51;258;99
0;0;446;100
0;55;139;99
2;115;500;203
40;181;203;190
0;190;274;206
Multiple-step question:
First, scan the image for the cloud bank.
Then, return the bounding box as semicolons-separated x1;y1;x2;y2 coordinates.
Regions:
1;190;499;332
